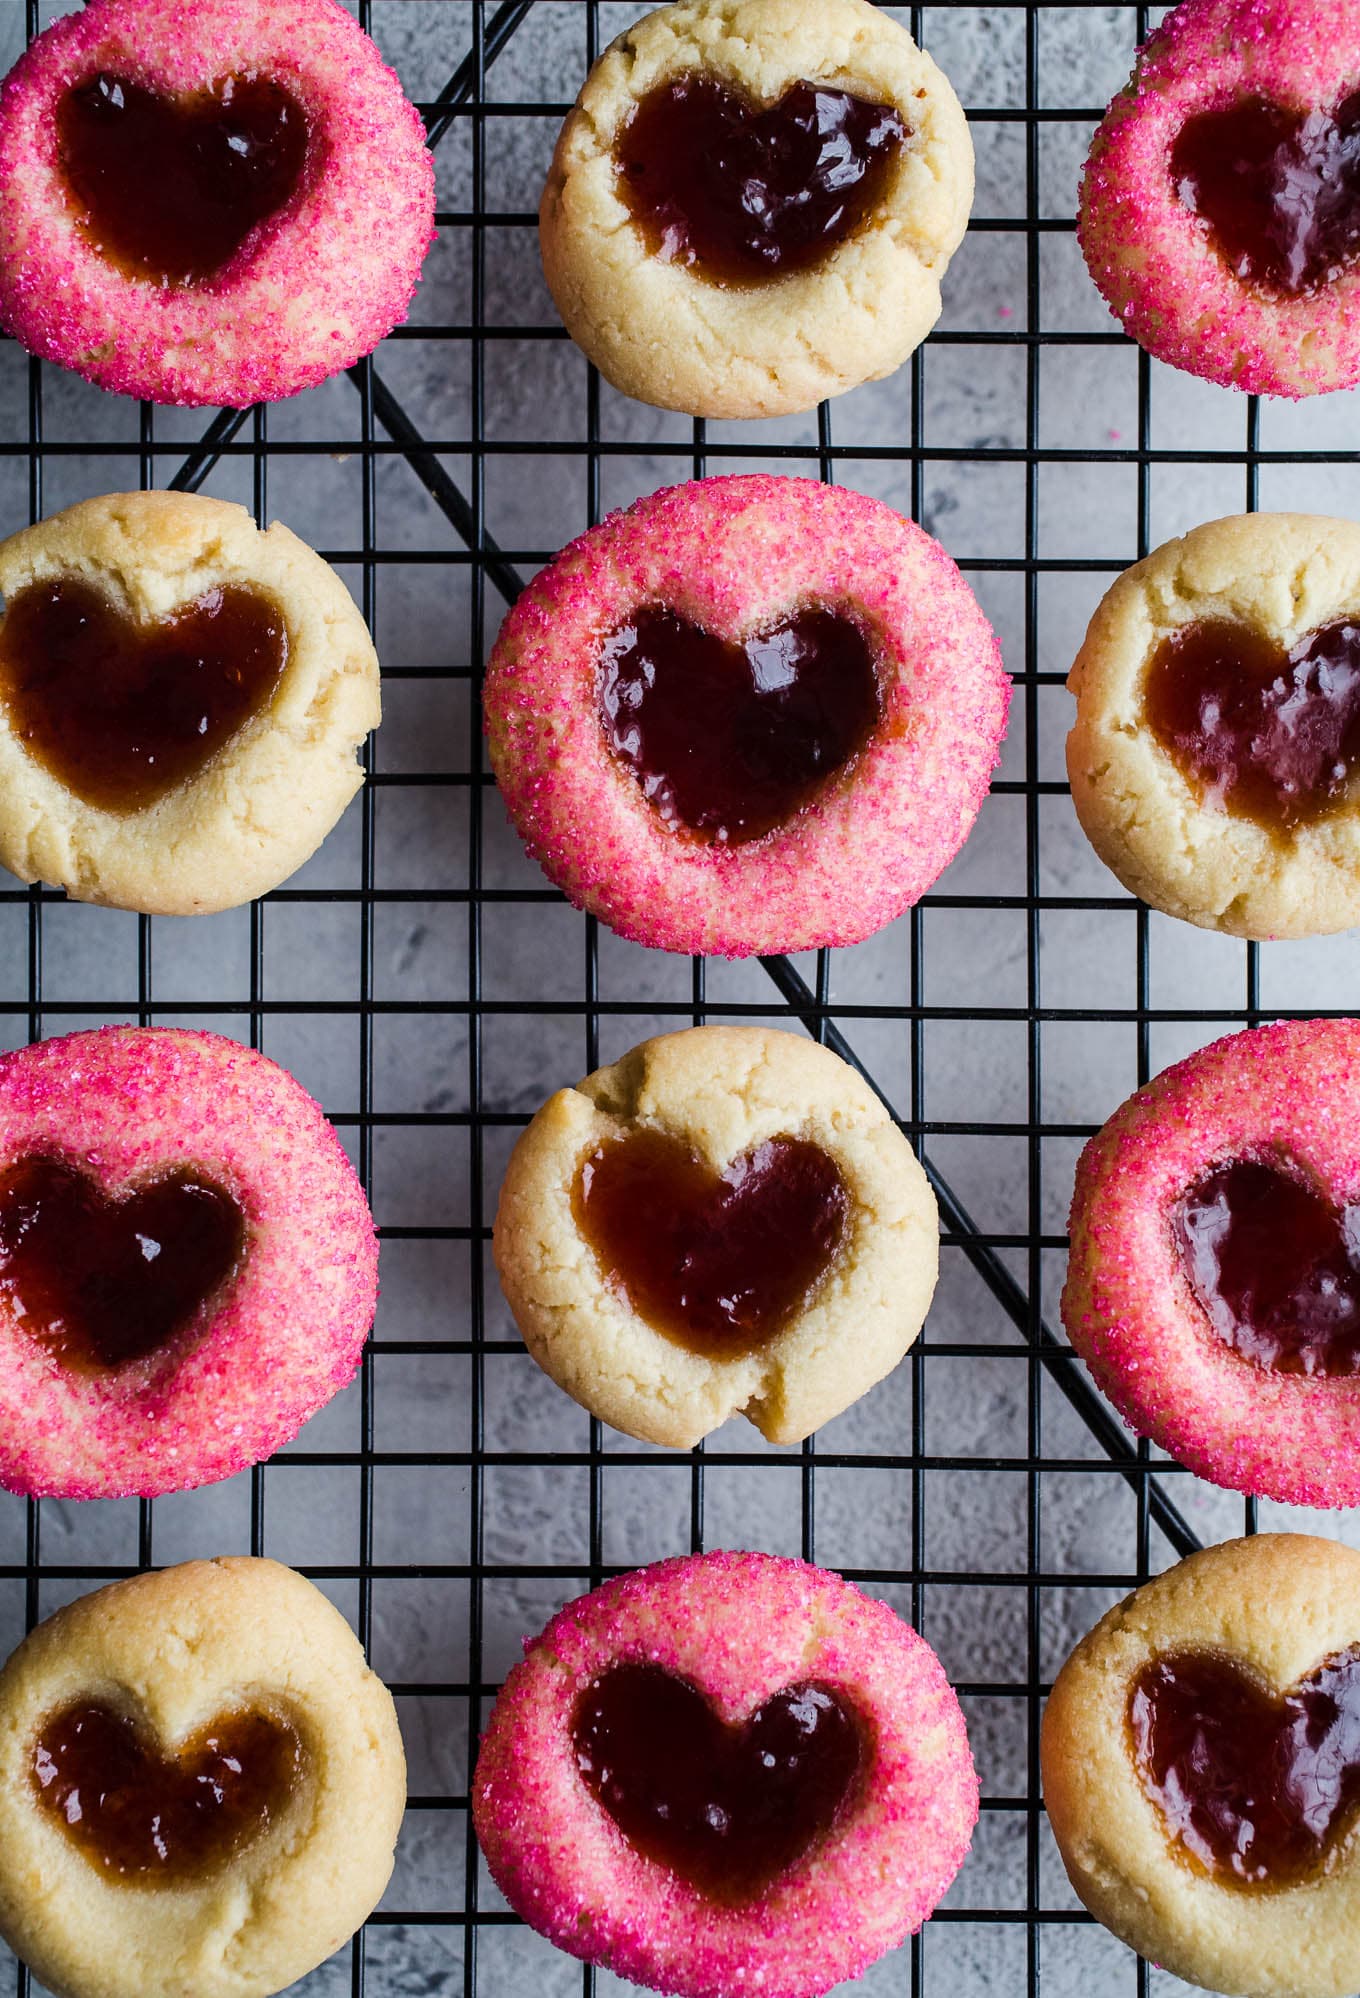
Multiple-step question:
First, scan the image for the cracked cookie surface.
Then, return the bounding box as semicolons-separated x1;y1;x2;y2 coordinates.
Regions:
539;0;973;418
1066;511;1360;939
0;490;380;915
1043;1535;1360;1998
0;1557;405;1998
493;1024;939;1448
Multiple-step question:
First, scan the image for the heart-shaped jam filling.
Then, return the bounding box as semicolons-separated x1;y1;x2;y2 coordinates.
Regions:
58;70;311;287
0;577;288;814
1143;615;1360;833
573;1662;864;1900
616;75;906;285
572;1128;849;1359
0;1155;246;1371
1171;93;1360;296
1130;1647;1360;1887
1174;1156;1360;1376
32;1699;302;1883
598;606;881;844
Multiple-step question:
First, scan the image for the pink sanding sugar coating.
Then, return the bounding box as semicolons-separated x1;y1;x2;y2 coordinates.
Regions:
1064;1017;1360;1507
1078;0;1360;397
0;0;435;406
473;1550;978;1998
484;475;1010;959
0;1026;377;1501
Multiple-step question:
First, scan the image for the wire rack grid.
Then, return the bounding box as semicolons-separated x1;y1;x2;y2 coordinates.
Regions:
4;1;1360;1994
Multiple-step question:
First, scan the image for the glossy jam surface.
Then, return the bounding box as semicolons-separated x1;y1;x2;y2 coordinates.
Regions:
1174;1157;1360;1376
616;75;906;284
58;71;311;287
573;1128;849;1359
0;1156;246;1371
1171;94;1360;296
32;1701;302;1883
1143;616;1360;832
0;577;288;814
573;1663;864;1899
1130;1647;1360;1887
599;605;881;844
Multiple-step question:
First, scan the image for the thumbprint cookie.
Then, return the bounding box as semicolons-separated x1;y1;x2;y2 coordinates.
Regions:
0;1557;406;1998
0;0;435;406
485;474;1009;958
1067;511;1360;939
0;490;380;915
474;1550;976;1998
1063;1016;1360;1509
1078;0;1360;397
1043;1534;1360;1998
493;1025;939;1448
540;0;973;418
0;1025;377;1501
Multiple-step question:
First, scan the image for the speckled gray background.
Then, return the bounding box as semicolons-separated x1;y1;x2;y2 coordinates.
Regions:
2;3;1360;1994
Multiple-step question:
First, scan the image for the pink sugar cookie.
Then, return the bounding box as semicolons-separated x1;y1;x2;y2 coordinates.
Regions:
0;0;434;406
473;1550;977;1998
0;1026;377;1501
1064;1017;1360;1508
485;475;1009;958
1078;0;1360;397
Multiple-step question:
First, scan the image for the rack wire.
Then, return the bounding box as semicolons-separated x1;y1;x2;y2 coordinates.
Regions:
2;1;1348;1992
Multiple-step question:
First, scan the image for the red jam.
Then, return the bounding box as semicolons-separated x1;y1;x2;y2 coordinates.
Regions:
0;577;288;814
1171;94;1360;296
32;1701;302;1882
572;1128;849;1359
1130;1648;1360;1887
1143;616;1360;832
616;75;907;284
58;71;311;287
1174;1157;1360;1376
598;606;881;844
0;1156;246;1371
573;1663;864;1900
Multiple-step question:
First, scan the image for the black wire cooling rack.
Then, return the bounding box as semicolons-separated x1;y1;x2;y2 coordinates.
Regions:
0;1;1335;1992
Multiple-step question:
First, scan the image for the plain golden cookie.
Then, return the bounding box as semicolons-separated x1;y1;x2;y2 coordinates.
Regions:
492;1024;939;1447
539;0;973;419
1066;511;1360;939
0;490;380;915
0;1557;406;1998
1042;1534;1360;1998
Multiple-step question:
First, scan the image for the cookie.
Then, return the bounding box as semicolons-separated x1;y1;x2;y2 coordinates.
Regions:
0;1557;405;1998
1043;1533;1360;1998
1066;510;1360;939
493;1024;938;1448
0;490;380;915
473;1550;977;1998
0;1025;378;1501
0;0;434;406
1078;0;1360;397
539;0;973;419
1063;1016;1360;1509
485;474;1009;958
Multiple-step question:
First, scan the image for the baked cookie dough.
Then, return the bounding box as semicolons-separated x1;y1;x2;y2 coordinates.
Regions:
0;0;434;406
1078;0;1360;398
1043;1533;1360;1998
493;1024;939;1448
540;0;973;419
1063;1017;1360;1509
1066;511;1360;939
474;1550;977;1998
0;1556;405;1998
0;490;380;915
0;1025;378;1501
486;474;1009;958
